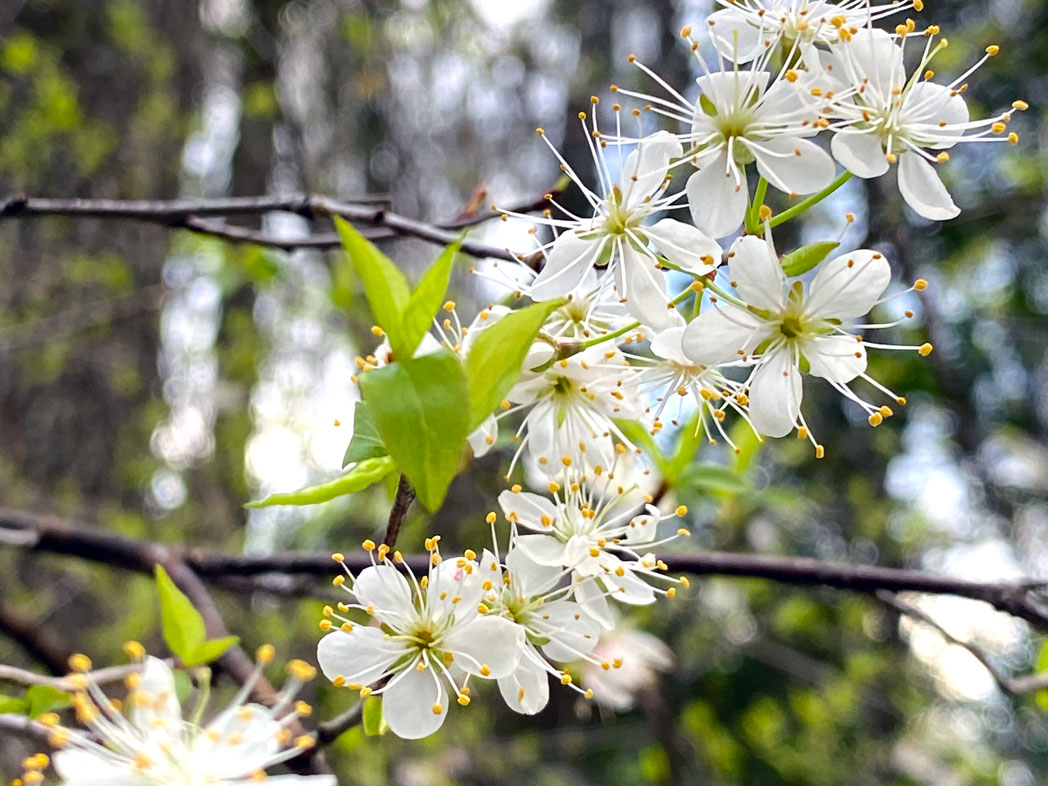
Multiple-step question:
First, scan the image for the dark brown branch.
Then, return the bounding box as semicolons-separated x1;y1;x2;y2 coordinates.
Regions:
382;475;415;548
0;600;73;675
876;590;1048;695
0;193;528;262
3;508;1048;629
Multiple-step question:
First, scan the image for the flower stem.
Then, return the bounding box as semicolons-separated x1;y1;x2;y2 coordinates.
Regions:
745;177;769;235
768;171;853;229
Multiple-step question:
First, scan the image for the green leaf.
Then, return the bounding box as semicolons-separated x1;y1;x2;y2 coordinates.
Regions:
342;401;387;466
615;418;670;478
464;300;562;429
334;216;410;343
246;456;396;508
681;463;751;496
27;684;71;718
781;241;840;277
730;419;762;475
362;695;387;736
156;565;207;662
359;351;470;512
172;669;193;703
397;241;460;358
663;412;704;483
0;694;29;714
183;636;240;667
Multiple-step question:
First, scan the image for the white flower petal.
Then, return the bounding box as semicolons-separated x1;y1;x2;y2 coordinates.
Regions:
619;131;682;208
686;154;748;238
903;82;969;147
643;218;722;275
750;136;836;197
614;239;673;330
601;568;657;606
128;656;182;734
574;576;615;629
429;557;485;618
898;152;959;221
443;615;524;679
706;7;766;62
381;663;448;739
506;546;561;597
681;304;771;367
467;414;498;457
728;235;787;312
530;232;604;301
498;651;551;715
805;249;891;320
622;505;661;545
831;131;890;179
650;325;690;366
316;628;405;685
834;28;904;101
536;600;603;661
52;750;142;786
498;488;560;531
748;347;803;438
351;564;415;628
510;533;568;567
696;71;771;111
805;334;867;384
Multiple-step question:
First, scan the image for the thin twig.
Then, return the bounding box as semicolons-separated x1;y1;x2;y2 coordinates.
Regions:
0;601;72;675
0;193;531;262
876;590;1048;695
382;475;415;548
317;704;364;745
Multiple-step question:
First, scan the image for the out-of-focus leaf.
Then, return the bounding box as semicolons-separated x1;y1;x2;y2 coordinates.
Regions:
781;241;839;277
664;412;704;482
464;300;562;429
342;401;387;466
156;564;207;664
183;636;239;667
245;456;396;508
398;241;460;358
615;418;670;478
27;684;71;718
359;351;470;512
362;695;386;736
680;463;751;496
0;694;29;714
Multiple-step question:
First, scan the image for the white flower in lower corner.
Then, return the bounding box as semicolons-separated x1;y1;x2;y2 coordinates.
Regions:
827;27;1025;221
581;627;675;712
43;648;333;786
317;540;525;739
479;547;604;714
498;474;691;629
681;234;931;453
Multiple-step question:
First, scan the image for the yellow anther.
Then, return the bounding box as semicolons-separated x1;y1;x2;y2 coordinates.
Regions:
256;644;275;664
464;549;477;560
294;736;315;750
122;641;146;660
370;325;383;336
432;703;444;715
1013;100;1029;111
288;659;317;681
868;412;884;427
677;528;691;537
815;445;826;459
585;689;594;699
68;653;92;673
918;342;934;356
480;664;491;677
332;575;345;586
442;300;456;311
359;686;372;698
985;44;999;55
362;539;376;552
561;672;573;685
319;620;332;631
486;511;497;524
680;25;691;37
1008;132;1019;145
322;605;334;618
936;152;949;162
914;278;928;291
612;658;624;669
879;405;894;417
295;700;313;717
457;694;471;706
675;505;687;517
785;69;798;83
680;576;691;588
758;205;772;221
666;587;677;598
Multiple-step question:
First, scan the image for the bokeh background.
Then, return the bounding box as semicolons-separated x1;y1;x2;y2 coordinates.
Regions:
2;0;1048;783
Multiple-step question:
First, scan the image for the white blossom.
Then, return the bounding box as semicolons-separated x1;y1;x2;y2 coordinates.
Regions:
317;540;525;739
581;627;675;712
498;474;690;629
43;649;333;786
827;27;1023;220
503;125;721;329
681;233;931;452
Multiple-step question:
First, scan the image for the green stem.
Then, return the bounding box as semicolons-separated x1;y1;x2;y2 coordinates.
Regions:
745;177;769;235
768;171;853;229
577;320;642;350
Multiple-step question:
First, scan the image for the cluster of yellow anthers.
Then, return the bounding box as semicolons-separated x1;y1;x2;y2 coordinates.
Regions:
13;754;49;786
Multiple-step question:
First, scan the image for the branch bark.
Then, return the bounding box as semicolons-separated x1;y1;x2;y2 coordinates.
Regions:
3;507;1048;629
382;475;415;548
0;193;530;261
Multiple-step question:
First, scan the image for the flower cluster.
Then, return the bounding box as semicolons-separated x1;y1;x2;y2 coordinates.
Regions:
30;646;331;786
325;5;1022;740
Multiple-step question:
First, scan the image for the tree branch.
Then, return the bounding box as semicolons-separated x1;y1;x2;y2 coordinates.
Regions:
876;590;1048;695
3;507;1048;629
0;193;533;262
0;600;73;675
382;475;415;548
